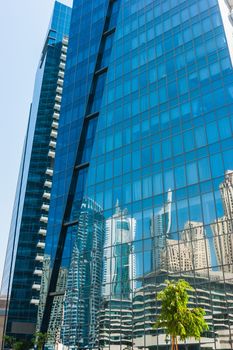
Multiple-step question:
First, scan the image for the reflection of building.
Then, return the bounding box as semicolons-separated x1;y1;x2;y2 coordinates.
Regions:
100;204;136;349
99;299;133;350
212;171;233;273
220;170;233;218
61;198;105;349
47;268;68;348
162;221;211;272
133;270;233;350
103;201;136;299
36;254;68;349
151;190;172;271
36;255;51;333
1;2;71;343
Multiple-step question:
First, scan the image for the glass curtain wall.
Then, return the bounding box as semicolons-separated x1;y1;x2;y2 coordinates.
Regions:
40;0;233;349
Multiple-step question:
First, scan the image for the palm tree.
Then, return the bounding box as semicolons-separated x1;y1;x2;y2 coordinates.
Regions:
33;332;48;350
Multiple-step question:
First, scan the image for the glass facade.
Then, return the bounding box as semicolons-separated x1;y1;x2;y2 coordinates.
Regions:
7;0;233;349
1;1;71;343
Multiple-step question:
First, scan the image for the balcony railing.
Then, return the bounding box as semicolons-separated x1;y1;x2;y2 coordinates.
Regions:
57;78;63;86
62;46;68;54
58;70;64;79
62;37;68;45
38;228;47;236
53;111;60;120
54;103;61;111
33;269;43;276
41;203;49;211
44;180;52;188
60;54;66;62
42;191;51;200
48;150;55;158
37;241;45;249
32;283;41;291
45;167;53;176
55;95;62;103
56;86;63;94
40;215;48;223
50;129;58;138
35;254;44;262
52;121;59;129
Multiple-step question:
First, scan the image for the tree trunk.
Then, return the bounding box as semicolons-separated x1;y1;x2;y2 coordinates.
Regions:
175;336;178;350
171;335;175;350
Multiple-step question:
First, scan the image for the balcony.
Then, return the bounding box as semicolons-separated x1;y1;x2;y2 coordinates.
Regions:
32;283;41;291
50;129;58;138
35;254;44;262
33;269;43;276
30;298;39;305
37;241;45;249
42;191;51;200
41;203;49;211
59;62;66;70
55;94;62;103
53;111;60;120
60;53;66;62
57;78;63;86
62;46;68;54
38;228;47;236
44;179;52;188
52;121;59;129
54;103;61;111
46;167;53;176
58;70;64;79
56;86;63;94
40;215;48;224
62;37;68;45
48;150;55;158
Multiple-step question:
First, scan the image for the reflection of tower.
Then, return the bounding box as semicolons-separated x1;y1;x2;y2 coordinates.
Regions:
100;202;136;349
47;268;68;347
103;201;136;299
61;244;79;348
220;170;233;218
61;198;105;349
36;255;51;333
162;221;211;272
212;170;233;273
151;190;172;271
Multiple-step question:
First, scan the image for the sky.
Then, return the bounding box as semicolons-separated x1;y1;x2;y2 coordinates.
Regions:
0;0;72;285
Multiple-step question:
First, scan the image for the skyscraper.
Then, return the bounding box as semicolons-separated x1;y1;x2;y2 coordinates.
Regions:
1;1;71;343
37;0;233;348
4;0;233;349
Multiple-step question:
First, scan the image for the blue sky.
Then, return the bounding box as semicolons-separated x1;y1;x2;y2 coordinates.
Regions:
0;0;72;285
